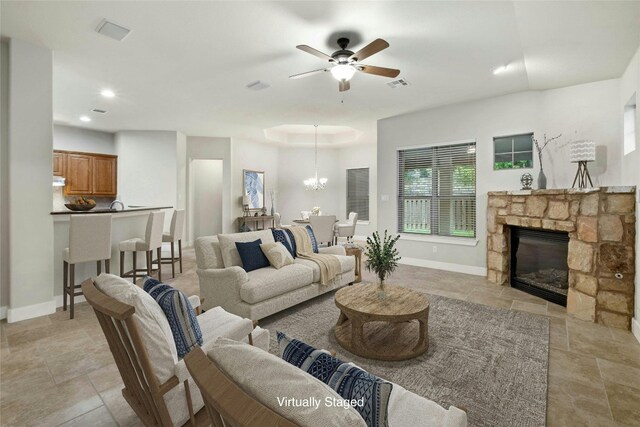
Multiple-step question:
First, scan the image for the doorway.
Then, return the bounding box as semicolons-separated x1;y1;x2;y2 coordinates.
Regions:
189;159;223;243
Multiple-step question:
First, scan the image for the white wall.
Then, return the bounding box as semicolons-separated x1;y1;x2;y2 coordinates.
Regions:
7;39;54;321
115;131;179;220
176;132;187;212
620;45;640;340
276;146;341;225
191;159;223;238
337;144;377;237
187;136;232;237
378;79;623;274
53;124;115;155
0;42;9;316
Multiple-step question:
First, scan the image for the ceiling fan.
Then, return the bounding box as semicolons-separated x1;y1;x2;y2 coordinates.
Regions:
290;37;400;92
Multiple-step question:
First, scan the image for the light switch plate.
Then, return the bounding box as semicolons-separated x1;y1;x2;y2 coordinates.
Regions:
381;194;390;202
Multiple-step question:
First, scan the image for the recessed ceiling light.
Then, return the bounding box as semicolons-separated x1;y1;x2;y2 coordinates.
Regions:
493;64;511;75
80;116;91;122
101;89;115;98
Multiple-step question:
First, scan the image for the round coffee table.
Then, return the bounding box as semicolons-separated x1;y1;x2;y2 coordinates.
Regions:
334;283;430;361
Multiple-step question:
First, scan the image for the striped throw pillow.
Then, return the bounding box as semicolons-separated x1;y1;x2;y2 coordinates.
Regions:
143;277;203;358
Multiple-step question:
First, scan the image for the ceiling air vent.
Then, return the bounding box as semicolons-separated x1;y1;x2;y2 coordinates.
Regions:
92;109;107;114
246;80;270;91
387;78;410;89
96;19;131;41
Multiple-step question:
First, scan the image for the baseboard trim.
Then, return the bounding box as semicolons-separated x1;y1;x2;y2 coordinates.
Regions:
4;294;89;323
7;299;56;323
632;317;640;344
54;294;86;307
399;257;487;276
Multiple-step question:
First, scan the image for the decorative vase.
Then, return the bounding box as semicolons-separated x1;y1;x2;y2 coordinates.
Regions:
537;169;547;189
270;206;275;216
377;279;386;300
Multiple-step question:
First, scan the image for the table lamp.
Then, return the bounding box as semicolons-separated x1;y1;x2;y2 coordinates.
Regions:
570;140;595;188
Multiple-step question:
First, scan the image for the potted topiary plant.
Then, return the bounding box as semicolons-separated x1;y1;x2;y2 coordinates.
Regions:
364;230;401;297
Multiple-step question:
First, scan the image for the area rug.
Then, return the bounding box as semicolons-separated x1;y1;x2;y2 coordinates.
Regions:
260;291;549;427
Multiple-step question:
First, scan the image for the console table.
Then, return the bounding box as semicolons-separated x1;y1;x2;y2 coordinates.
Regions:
238;215;274;232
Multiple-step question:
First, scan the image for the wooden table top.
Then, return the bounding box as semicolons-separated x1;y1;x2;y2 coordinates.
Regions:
335;283;429;319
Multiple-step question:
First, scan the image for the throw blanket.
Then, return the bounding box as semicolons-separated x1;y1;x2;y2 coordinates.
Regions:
143;277;203;358
286;226;341;286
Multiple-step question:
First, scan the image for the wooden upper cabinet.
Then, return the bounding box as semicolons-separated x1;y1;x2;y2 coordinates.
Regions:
53;151;66;176
92;156;117;196
57;150;118;197
65;153;93;195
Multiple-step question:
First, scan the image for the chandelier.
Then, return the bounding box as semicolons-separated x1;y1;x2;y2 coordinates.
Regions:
304;125;328;191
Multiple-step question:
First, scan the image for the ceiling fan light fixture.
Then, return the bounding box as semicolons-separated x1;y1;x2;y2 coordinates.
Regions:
331;64;356;81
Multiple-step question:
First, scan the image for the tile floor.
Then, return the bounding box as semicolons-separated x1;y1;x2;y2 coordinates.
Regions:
1;247;639;426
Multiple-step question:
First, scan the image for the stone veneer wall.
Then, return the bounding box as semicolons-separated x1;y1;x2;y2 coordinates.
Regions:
486;187;636;330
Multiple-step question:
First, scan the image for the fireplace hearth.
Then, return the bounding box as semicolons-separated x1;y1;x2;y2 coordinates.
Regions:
510;227;569;306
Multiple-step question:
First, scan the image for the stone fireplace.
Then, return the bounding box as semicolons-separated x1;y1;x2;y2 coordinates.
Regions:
486;187;636;330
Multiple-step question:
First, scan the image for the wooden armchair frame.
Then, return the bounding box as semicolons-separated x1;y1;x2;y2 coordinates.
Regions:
81;279;209;426
184;346;298;427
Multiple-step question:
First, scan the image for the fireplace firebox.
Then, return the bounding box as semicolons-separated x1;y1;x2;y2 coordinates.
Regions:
510;227;569;306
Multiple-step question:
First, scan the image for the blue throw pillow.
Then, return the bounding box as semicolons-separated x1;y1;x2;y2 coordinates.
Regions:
143;277;203;359
285;229;298;256
277;332;392;427
235;239;270;272
272;229;296;258
305;225;319;253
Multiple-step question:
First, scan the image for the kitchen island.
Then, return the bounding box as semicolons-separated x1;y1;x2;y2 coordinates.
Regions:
51;205;173;217
52;206;174;300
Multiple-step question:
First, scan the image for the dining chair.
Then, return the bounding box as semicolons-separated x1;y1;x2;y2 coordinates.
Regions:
335;212;359;243
273;212;291;228
309;215;337;247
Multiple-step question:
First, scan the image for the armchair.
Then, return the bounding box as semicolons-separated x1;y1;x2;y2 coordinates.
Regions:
83;274;269;426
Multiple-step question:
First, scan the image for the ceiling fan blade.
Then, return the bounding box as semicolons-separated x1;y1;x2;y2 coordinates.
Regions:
296;45;335;62
339;79;350;92
358;64;400;78
289;68;329;79
349;38;389;62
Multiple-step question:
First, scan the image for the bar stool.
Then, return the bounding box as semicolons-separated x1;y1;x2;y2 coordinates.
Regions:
160;209;185;278
63;214;112;319
119;211;165;283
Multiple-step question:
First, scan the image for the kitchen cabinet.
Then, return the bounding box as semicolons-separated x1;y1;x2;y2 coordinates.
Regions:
65;153;93;195
55;150;118;197
53;151;65;176
92;156;117;196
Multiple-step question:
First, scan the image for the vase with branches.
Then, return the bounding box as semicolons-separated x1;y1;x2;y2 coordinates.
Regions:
532;133;562;189
269;189;276;216
364;230;401;297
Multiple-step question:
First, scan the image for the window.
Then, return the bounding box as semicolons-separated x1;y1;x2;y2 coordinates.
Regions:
346;168;369;221
624;94;636;155
398;142;476;237
493;133;533;169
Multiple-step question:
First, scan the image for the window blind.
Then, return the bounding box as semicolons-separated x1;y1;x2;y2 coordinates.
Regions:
346;168;369;221
398;142;476;237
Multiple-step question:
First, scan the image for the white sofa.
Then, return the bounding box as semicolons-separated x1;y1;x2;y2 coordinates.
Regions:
207;337;468;427
195;229;356;320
